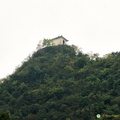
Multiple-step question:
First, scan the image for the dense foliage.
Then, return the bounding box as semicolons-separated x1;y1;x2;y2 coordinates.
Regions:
0;111;10;120
0;45;120;120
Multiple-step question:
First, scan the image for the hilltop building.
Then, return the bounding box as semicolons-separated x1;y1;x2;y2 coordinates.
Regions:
52;36;68;46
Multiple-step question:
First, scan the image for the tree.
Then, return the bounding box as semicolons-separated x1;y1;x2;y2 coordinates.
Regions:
71;44;81;55
0;111;10;120
36;39;54;50
88;51;99;61
42;39;53;47
1;45;120;120
36;40;43;50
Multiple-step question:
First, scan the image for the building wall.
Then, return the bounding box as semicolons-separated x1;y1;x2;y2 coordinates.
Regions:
52;38;66;45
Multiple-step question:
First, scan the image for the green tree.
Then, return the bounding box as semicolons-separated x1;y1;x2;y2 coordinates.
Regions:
1;45;120;120
42;39;53;47
0;111;10;120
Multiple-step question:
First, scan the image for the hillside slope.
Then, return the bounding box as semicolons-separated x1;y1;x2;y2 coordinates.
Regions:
0;45;120;120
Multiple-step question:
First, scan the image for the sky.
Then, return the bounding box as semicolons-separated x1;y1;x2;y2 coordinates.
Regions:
0;0;120;79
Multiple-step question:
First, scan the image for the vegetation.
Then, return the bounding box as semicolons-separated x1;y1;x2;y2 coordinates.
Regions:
0;111;10;120
36;39;53;50
0;45;120;120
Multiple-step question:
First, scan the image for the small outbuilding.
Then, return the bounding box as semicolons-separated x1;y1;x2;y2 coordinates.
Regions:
52;36;68;46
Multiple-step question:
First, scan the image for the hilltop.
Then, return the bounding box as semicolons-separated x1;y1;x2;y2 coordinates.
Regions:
0;45;120;120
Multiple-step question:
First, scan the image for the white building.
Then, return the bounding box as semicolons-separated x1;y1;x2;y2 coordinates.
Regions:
52;36;68;46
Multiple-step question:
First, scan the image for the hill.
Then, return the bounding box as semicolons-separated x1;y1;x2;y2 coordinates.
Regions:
0;45;120;120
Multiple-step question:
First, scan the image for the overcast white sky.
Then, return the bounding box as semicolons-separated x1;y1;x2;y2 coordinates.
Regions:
0;0;120;79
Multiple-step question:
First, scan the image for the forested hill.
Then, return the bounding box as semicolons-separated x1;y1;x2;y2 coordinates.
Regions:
0;45;120;120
